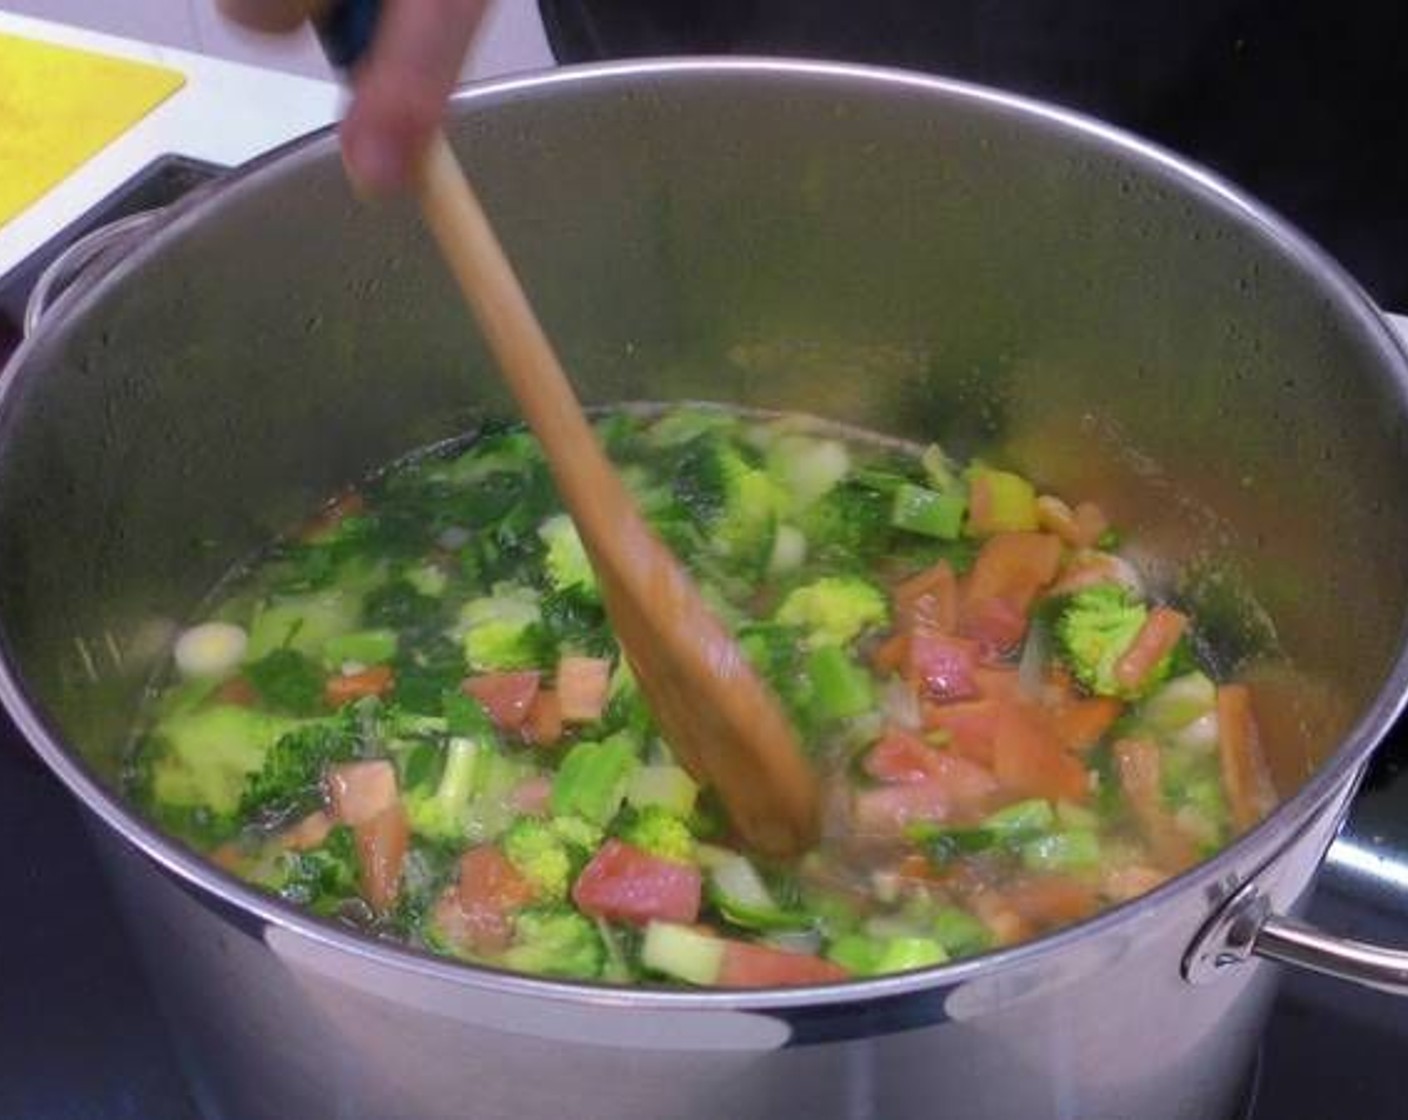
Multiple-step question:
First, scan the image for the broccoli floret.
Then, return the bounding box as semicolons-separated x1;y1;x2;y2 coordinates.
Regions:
795;479;893;566
501;907;604;980
1053;584;1170;699
240;708;362;819
617;805;696;864
538;514;599;600
672;436;789;572
774;575;888;647
459;583;549;670
264;825;359;914
148;704;300;816
502;818;581;901
404;736;484;842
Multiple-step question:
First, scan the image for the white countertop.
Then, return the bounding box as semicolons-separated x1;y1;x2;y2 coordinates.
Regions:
0;7;553;277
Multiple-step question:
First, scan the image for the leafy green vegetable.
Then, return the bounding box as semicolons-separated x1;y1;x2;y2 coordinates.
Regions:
148;704;299;816
240;709;362;819
244;647;326;716
363;579;444;633
551;735;640;826
459;584;550;670
266;825;359;914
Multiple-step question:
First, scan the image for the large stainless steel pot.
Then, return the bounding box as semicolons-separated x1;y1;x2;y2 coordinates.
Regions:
3;59;1408;1120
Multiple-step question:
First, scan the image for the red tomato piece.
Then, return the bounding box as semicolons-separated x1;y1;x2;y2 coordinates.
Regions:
852;781;952;834
456;846;538;954
326;759;399;826
571;839;702;926
864;727;942;783
463;671;541;732
325;664;395;707
957;595;1030;657
959;532;1063;654
556;657;611;724
894;561;959;634
864;728;1000;809
906;631;981;702
716;940;850;988
992;703;1090;803
354;802;409;914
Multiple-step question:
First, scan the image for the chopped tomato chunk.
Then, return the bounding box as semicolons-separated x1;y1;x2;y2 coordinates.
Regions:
572;839;702;926
556;656;611;724
853;781;952;834
894;561;959;633
717;940;850;988
455;846;538;954
325;664;394;707
905;631;981;702
463;671;541;732
863;727;1000;809
326;759;399;827
355;802;409;914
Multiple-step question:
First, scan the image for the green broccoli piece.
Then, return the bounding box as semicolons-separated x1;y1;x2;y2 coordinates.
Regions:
264;825;359;915
147;704;300;816
775;575;888;647
502;818;584;901
246;589;362;661
363;578;444;633
617;806;696;864
1053;584;1170;699
404;735;484;842
795;479;893;567
501;907;605;980
538;513;599;599
459;583;549;670
240;708;362;819
671;435;789;572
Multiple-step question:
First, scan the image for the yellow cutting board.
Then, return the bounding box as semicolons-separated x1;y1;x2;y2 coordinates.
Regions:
0;33;186;227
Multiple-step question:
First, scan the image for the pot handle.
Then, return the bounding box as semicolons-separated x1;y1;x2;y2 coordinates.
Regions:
1182;875;1408;996
23;207;173;338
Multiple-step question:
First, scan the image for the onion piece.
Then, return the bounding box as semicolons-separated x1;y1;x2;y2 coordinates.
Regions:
881;676;922;732
173;621;248;680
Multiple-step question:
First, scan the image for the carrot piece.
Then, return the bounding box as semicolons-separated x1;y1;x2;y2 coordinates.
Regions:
1113;738;1198;872
214;676;258;707
1053;696;1124;753
298;487;366;543
326;759;399;827
895;561;960;633
992;702;1090;803
717;940;850;987
870;631;910;674
281;810;334;852
523;688;564;746
1113;607;1187;691
325;664;395;707
556;656;611;723
1216;684;1277;833
354;801;409;914
959;532;1063;654
1002;874;1100;928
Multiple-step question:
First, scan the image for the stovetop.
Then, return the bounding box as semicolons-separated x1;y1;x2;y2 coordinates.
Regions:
1;156;1405;1120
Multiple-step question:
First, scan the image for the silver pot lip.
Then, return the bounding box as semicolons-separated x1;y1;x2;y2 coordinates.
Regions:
5;54;1408;1013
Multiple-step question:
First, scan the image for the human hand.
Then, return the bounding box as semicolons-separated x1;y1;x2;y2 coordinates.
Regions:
218;0;490;194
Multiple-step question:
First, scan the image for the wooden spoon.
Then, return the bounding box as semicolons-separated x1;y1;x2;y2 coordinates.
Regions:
415;134;820;858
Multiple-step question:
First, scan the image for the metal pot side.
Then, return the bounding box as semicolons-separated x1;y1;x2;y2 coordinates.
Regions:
3;59;1408;1120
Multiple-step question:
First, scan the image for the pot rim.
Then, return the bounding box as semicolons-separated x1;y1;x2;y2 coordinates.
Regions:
4;54;1408;1013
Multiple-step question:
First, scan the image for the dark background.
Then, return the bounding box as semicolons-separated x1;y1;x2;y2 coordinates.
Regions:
541;0;1408;310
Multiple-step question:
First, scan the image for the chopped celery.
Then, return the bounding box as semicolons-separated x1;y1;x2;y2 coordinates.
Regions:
1021;829;1101;871
1140;672;1217;734
804;645;875;722
891;483;967;540
323;628;398;667
642;921;725;985
626;764;699;817
983;798;1056;837
710;853;812;931
827;933;947;976
931;907;992;957
551;735;639;825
